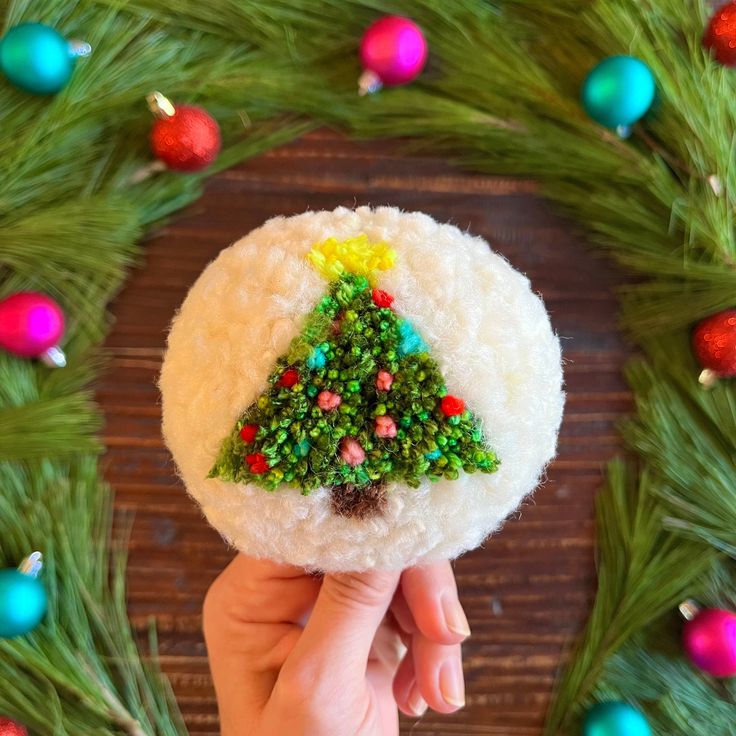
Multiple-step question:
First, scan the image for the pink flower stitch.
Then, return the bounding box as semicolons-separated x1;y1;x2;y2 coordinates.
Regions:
375;415;397;439
375;369;394;392
317;390;342;411
340;437;366;466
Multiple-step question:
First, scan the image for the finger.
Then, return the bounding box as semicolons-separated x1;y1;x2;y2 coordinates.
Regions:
367;622;404;735
284;569;400;686
389;586;416;635
393;647;427;718
412;633;465;714
401;561;470;644
203;554;321;727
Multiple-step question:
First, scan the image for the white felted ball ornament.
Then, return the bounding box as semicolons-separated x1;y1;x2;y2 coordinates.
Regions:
160;207;564;571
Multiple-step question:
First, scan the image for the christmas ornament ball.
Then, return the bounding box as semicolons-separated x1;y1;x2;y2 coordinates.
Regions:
0;292;65;359
581;56;655;129
0;568;47;638
0;23;75;95
582;701;651;736
160;207;564;571
150;105;221;172
683;607;736;677
359;15;428;86
692;309;736;377
704;2;736;67
0;718;27;736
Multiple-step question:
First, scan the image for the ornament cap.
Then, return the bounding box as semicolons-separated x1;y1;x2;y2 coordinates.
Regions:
358;69;383;96
67;39;92;58
615;124;632;139
679;599;701;621
17;552;43;579
40;346;66;368
698;368;718;388
147;91;176;119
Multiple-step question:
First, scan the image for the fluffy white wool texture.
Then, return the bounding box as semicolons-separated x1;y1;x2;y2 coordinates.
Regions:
160;207;564;572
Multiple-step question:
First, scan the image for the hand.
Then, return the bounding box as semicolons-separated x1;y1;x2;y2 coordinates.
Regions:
203;553;470;736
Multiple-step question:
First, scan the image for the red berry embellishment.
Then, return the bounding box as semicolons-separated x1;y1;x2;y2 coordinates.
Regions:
246;453;269;474
372;289;394;309
277;368;299;388
239;424;259;443
441;395;465;417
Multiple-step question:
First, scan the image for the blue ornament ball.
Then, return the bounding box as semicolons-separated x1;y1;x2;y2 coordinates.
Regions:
581;55;655;129
0;23;75;95
582;701;651;736
0;568;47;638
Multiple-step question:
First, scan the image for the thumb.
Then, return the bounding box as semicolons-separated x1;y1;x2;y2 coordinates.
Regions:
286;569;400;683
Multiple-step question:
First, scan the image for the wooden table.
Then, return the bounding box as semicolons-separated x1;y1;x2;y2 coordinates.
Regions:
98;130;631;735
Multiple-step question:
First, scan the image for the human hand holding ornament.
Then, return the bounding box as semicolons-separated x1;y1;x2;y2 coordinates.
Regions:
204;554;469;736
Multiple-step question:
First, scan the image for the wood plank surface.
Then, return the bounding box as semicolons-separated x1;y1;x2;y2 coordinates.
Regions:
97;129;631;735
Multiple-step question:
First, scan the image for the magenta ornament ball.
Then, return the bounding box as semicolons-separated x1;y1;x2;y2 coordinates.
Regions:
0;292;65;358
359;15;428;86
683;608;736;677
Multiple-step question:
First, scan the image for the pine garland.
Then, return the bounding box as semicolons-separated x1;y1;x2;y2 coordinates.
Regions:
0;0;734;734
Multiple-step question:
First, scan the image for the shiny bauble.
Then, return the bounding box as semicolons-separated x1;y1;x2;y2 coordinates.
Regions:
692;309;736;378
0;568;47;638
581;56;655;129
0;292;65;360
704;2;736;67
582;701;651;736
359;15;427;94
0;717;28;736
0;23;77;94
683;607;736;677
150;103;221;172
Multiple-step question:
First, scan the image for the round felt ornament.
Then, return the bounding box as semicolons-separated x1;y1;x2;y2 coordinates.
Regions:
160;207;564;571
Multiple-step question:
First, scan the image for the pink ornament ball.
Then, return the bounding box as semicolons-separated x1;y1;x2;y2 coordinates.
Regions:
0;292;65;358
683;607;736;677
359;15;428;87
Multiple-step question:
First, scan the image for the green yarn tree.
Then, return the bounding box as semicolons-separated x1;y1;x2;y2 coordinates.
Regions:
209;268;499;518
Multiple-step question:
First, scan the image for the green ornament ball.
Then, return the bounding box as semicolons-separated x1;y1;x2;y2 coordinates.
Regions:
582;701;651;736
0;568;47;638
0;23;75;95
581;55;655;129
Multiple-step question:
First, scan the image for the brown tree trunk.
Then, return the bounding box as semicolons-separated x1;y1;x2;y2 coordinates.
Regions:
330;482;387;519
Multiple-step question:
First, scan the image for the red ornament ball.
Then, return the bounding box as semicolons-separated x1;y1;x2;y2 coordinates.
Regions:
0;291;64;358
704;2;736;66
0;717;28;736
277;368;299;388
239;424;259;443
683;607;736;677
440;395;465;417
372;288;394;309
150;105;221;172
692;308;736;377
359;15;428;87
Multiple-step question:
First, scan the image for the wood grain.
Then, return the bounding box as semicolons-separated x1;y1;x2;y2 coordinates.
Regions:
97;130;631;735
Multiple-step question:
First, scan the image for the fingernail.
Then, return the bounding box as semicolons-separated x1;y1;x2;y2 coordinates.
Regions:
407;683;428;717
442;593;471;638
439;657;465;709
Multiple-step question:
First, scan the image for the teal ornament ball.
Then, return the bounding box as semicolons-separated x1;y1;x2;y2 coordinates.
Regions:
581;56;655;129
582;701;651;736
0;23;75;94
0;568;47;638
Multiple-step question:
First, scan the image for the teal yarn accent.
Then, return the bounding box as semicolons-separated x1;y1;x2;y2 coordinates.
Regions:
209;272;499;496
397;319;428;356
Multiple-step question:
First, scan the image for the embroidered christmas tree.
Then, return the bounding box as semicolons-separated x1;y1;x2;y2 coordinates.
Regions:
209;236;499;518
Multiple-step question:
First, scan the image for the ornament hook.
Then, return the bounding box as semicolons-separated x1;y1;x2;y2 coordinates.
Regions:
147;91;176;119
18;552;43;579
678;599;701;621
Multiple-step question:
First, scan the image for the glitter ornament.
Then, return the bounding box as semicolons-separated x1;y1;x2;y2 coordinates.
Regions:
0;292;66;367
147;91;221;172
0;22;90;95
358;16;428;95
582;701;651;736
681;601;736;677
0;718;28;736
692;309;736;384
581;56;655;133
704;2;736;67
0;553;47;639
